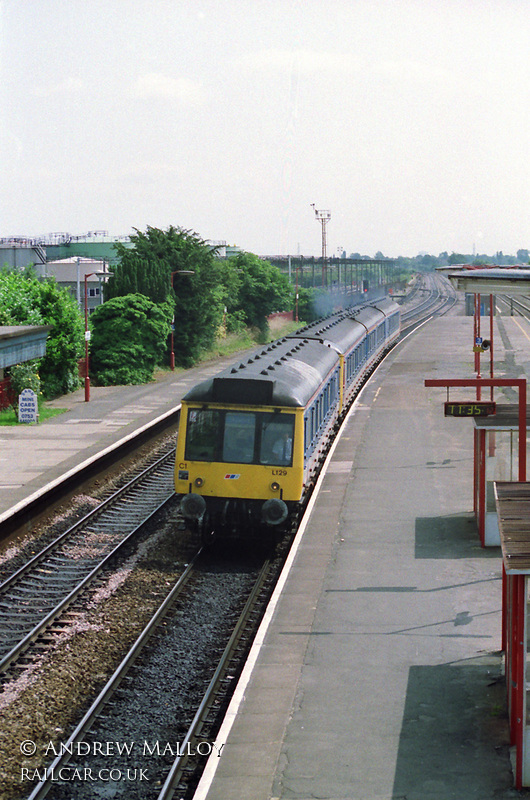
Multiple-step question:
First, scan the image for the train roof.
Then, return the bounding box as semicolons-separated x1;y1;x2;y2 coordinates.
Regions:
183;298;400;409
183;336;340;408
289;297;399;353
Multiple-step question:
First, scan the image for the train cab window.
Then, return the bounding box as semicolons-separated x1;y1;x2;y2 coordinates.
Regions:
185;409;221;460
260;414;295;466
223;412;256;463
185;408;295;466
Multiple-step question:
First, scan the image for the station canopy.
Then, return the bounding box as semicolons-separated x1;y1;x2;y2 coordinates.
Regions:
0;326;50;370
437;265;530;295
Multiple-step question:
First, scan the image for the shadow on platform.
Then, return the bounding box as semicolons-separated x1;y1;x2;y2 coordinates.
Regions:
415;513;499;560
392;660;516;800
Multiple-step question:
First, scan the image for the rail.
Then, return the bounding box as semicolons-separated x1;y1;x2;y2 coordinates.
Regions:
0;451;175;676
24;550;204;800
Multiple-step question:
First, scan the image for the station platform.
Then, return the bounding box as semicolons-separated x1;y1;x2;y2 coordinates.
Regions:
196;312;530;800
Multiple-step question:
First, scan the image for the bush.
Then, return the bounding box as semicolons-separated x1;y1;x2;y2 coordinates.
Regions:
8;361;41;407
89;294;170;385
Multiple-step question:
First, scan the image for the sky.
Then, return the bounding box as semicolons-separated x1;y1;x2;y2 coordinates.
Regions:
1;0;529;258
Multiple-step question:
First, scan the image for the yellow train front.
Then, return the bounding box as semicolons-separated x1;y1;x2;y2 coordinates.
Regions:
174;298;400;540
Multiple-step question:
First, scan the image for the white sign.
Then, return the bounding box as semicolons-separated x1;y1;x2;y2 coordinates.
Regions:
18;388;38;424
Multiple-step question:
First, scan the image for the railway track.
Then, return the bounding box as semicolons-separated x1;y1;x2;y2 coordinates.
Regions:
497;294;530;319
400;272;458;333
0;449;176;680
22;550;274;800
0;405;181;542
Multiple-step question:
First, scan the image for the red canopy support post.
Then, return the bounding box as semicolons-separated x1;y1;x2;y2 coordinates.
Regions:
501;562;507;652
477;428;486;546
473;428;478;516
490;294;495;400
473;294;482;400
512;574;526;789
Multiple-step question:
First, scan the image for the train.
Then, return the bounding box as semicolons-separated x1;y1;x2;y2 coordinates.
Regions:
174;296;401;540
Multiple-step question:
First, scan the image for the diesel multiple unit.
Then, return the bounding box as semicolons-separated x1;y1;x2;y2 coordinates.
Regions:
175;297;400;538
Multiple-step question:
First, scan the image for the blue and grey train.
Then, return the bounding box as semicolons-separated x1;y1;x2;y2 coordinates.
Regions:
174;297;400;538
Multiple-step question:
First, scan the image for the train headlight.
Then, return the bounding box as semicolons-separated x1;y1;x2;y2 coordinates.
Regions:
194;477;204;487
262;498;288;526
180;493;206;520
270;481;280;492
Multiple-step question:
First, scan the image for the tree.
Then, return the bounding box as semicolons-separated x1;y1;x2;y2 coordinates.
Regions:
89;294;170;385
0;267;84;398
0;267;43;326
107;226;225;366
226;252;293;336
36;278;85;396
296;287;322;322
447;252;470;265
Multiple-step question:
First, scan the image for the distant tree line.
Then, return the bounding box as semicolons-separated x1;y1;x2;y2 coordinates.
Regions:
0;228;295;395
366;249;530;272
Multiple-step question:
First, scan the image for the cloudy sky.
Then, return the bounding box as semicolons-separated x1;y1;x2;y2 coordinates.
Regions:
1;0;529;258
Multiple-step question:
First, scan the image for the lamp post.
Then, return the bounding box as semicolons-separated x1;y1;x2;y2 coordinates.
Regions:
169;270;194;370
84;271;112;402
295;264;301;322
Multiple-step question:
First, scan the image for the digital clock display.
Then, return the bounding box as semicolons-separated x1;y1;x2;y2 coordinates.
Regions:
444;401;496;417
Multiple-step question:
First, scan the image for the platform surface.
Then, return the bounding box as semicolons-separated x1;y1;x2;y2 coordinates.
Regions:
196;311;530;800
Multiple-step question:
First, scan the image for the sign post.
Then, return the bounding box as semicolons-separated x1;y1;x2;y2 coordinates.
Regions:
18;388;38;424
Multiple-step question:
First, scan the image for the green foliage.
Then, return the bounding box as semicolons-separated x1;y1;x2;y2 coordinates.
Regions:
447;252;471;265
8;361;41;405
0;267;43;325
296;287;321;322
106;237;172;305
36;279;85;397
89;294;170;385
108;226;225;367
0;268;84;398
225;252;293;335
225;308;247;333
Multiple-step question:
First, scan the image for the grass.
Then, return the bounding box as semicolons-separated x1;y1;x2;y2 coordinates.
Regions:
0;404;67;426
199;319;307;360
153;319;308;379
